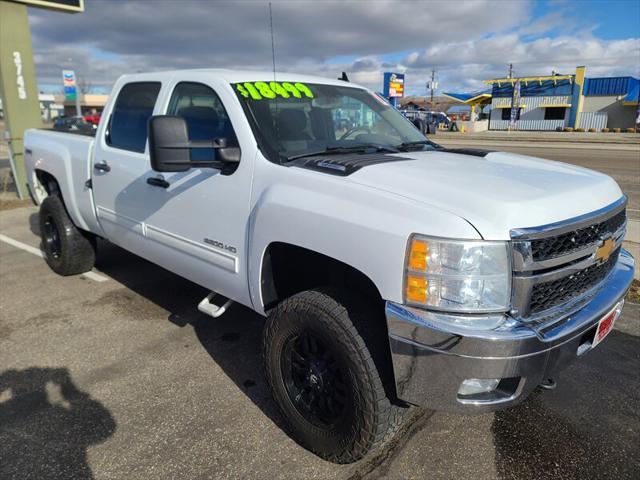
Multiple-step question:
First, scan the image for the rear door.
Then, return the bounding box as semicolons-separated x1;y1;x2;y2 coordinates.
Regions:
92;80;162;254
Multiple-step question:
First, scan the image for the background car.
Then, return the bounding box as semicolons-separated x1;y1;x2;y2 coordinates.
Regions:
53;116;97;134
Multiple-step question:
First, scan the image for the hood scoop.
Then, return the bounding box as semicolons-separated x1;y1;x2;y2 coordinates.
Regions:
289;152;413;176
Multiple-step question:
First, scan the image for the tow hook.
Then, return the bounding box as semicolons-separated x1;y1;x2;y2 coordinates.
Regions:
539;378;557;390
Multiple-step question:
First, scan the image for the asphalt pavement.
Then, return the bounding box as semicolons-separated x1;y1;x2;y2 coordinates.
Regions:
1;203;639;479
1;137;639;478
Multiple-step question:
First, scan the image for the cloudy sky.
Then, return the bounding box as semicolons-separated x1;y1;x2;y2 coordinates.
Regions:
28;0;640;96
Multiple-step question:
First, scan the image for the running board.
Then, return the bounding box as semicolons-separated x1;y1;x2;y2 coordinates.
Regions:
198;293;233;318
539;378;557;390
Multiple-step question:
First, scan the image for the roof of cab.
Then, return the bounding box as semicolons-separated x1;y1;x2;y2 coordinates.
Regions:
116;69;367;89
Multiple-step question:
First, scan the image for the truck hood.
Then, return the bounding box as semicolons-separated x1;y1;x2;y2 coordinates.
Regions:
348;150;623;239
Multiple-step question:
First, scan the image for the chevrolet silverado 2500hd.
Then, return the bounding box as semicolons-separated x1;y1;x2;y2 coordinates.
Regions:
24;70;635;463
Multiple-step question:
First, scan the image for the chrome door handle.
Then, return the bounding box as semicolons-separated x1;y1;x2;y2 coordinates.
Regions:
94;161;111;172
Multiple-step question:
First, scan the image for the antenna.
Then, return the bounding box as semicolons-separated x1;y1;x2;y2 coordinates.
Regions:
269;2;276;80
268;2;281;160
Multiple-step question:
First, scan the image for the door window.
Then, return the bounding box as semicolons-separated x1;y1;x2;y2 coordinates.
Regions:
107;82;161;152
167;82;238;161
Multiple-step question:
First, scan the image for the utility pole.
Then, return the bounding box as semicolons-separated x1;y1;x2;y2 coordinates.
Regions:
426;69;437;106
508;63;513;79
430;69;435;104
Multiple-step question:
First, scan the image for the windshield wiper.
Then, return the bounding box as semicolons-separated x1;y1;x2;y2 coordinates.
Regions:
285;144;399;162
395;140;438;151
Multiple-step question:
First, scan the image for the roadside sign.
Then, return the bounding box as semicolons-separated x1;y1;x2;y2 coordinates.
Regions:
7;0;84;13
383;72;405;98
62;69;76;86
63;70;77;100
0;0;83;199
0;1;43;199
62;69;81;115
64;86;76;100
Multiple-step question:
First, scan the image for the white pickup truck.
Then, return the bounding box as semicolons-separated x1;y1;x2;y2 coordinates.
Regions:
24;70;634;463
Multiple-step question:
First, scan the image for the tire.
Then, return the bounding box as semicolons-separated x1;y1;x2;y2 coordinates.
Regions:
39;195;96;276
263;288;405;463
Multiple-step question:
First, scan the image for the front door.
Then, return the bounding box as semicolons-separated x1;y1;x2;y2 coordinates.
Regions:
137;81;253;305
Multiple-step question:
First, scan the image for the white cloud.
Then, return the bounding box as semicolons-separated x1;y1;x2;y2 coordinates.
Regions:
27;0;528;88
25;0;639;96
403;35;640;94
518;11;570;36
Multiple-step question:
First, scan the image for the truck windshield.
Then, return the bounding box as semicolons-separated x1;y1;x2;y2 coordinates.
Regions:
233;81;435;162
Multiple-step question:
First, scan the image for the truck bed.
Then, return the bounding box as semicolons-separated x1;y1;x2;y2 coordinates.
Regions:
24;129;101;235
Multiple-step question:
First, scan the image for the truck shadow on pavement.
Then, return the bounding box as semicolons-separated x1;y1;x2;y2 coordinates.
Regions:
0;367;116;480
91;239;292;434
492;328;640;479
29;213;292;436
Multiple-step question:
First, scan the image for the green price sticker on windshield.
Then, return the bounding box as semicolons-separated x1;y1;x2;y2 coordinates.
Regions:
235;82;314;100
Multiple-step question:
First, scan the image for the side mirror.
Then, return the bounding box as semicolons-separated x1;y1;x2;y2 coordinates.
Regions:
148;115;241;172
149;115;191;172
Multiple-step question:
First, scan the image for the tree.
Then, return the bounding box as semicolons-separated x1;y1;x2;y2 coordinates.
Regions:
76;75;94;95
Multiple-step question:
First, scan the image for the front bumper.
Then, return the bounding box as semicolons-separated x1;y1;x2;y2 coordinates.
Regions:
386;249;635;413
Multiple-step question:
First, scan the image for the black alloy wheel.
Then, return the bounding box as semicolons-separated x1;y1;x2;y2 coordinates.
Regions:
263;288;407;463
42;213;62;259
281;331;350;428
38;195;96;275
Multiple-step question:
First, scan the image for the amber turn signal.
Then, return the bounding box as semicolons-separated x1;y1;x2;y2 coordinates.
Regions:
408;239;428;271
406;275;428;303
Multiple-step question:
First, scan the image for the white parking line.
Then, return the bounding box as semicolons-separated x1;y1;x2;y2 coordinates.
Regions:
0;233;108;283
80;271;109;282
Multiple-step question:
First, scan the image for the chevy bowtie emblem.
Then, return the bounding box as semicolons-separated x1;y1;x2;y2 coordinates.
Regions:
595;238;615;262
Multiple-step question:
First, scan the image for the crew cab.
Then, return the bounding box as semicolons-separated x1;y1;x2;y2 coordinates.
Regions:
24;70;635;463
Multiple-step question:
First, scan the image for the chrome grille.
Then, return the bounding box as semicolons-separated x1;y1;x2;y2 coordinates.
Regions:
529;248;619;314
510;197;627;321
530;210;626;261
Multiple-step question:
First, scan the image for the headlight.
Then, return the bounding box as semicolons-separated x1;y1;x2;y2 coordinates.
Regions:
404;235;511;312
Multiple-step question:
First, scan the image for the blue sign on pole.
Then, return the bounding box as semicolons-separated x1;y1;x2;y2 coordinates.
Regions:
383;72;404;108
63;85;76;100
62;69;77;100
